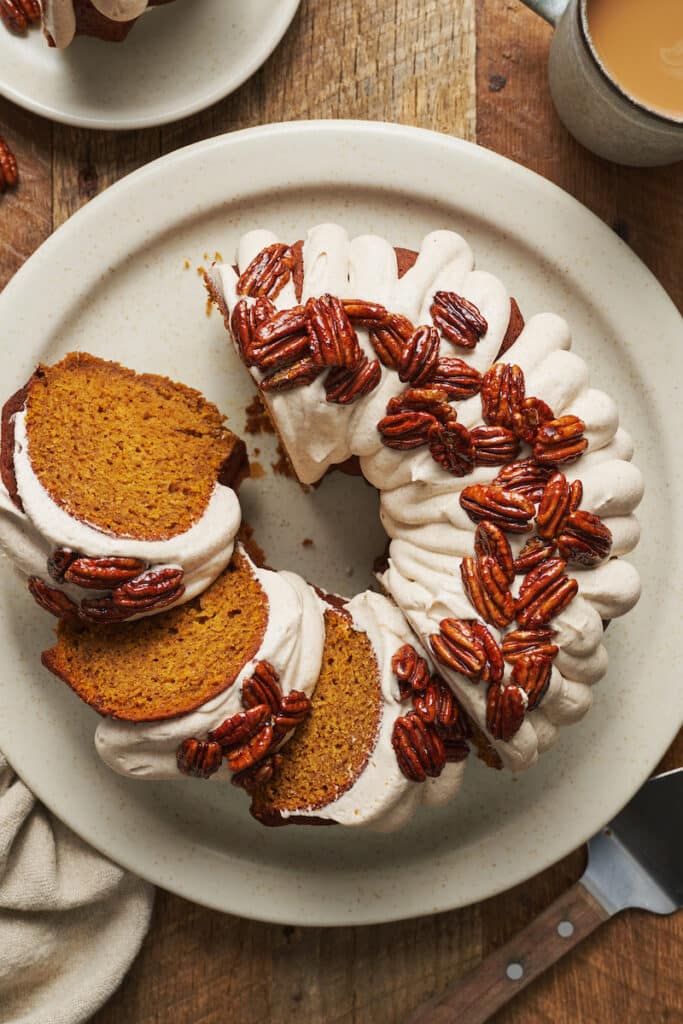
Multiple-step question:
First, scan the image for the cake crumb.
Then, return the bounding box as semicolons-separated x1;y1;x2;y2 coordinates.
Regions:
214;251;223;263
196;265;205;277
302;538;314;548
250;461;266;479
245;393;275;435
183;258;191;269
272;443;296;479
253;447;260;456
205;297;213;318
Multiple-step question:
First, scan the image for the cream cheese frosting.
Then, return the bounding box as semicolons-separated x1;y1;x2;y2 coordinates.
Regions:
0;407;242;621
43;0;151;48
208;222;643;773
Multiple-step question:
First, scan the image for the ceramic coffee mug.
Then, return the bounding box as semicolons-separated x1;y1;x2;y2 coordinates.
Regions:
521;0;683;166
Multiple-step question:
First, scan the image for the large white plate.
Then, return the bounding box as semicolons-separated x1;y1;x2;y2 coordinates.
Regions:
0;0;300;130
0;122;680;926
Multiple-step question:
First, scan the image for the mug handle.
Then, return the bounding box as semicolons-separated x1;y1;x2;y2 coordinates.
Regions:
518;0;569;26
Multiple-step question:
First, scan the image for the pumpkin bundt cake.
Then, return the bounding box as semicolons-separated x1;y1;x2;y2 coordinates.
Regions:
0;353;246;627
205;223;644;774
41;0;176;48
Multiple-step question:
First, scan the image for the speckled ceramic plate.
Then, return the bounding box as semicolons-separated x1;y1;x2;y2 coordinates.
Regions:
0;0;300;130
0;122;680;926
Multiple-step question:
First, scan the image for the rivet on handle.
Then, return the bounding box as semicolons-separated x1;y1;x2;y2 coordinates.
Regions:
557;920;575;938
506;963;524;981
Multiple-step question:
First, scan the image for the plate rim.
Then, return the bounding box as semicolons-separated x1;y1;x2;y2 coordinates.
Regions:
0;0;301;130
0;119;681;926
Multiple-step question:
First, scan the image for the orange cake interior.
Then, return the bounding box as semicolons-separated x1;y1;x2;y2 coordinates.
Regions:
251;608;382;820
41;552;268;721
24;353;244;540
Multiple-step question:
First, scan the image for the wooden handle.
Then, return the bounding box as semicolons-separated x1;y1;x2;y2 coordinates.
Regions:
406;881;610;1024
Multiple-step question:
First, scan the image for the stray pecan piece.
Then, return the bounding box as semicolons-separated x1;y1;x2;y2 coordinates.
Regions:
460;484;535;533
0;135;18;192
392;711;446;781
430;291;487;348
325;356;381;404
486;684;527;741
369;313;414;369
236;244;295;300
474;521;514;584
471;425;520;466
557;510;612;567
533;415;588;465
493;459;556;504
176;738;223;779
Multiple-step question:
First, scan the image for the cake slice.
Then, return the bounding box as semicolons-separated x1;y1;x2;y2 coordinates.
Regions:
0;353;247;625
41;0;175;47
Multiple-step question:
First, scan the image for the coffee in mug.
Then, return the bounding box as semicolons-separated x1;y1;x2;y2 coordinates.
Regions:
586;0;683;120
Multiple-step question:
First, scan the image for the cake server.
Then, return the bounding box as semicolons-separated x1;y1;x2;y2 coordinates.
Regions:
406;767;683;1024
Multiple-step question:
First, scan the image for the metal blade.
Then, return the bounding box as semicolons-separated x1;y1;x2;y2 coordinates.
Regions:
582;768;683;916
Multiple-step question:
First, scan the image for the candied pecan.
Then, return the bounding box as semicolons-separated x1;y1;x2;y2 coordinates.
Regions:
481;363;525;429
392;643;431;699
511;652;553;711
78;596;134;624
430;357;482;399
515;558;578;627
387;387;450;417
275;690;312;731
28;577;82;626
430;619;487;679
231;753;284;793
471;621;504;684
398;326;440;385
226;724;276;772
306;294;361;368
369;313;414;369
236;243;295;300
47;547;77;583
513;396;555;443
230;297;276;365
533;415;588;464
0;135;18;191
460;556;515;629
557;510;612;567
502;627;559;664
111;567;184;609
176;738;223;779
486;684;527;741
413;678;459;730
460;484;535;533
250;309;311;372
0;0;28;34
392;711;446;781
428;417;474;476
535;471;573;540
341;299;388;324
63;555;147;590
513;536;557;574
474;521;514;584
242;660;282;713
471;425;520;466
378;410;435;450
430;291;487;349
259;356;322;392
493;459;555;503
208;704;271;747
442;736;470;762
325;356;381;404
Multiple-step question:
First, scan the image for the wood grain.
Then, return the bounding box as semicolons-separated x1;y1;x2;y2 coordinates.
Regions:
0;1;681;1022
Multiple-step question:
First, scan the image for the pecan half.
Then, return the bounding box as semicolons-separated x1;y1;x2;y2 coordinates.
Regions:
325;356;381;404
0;0;34;33
502;627;559;664
259;356;322;393
275;690;312;731
513;536;557;574
28;577;82;626
242;660;282;714
0;135;18;191
78;596;133;624
515;558;578;627
533;415;588;465
428;417;474;476
413;678;459;730
230;296;277;365
535;471;574;540
369;313;414;369
493;459;556;503
481;363;525;429
511;652;553;711
474;521;514;584
460;555;515;628
208;704;271;748
392;643;431;699
378;409;435;450
460;484;535;533
387;387;450;417
176;738;223;779
306;294;361;368
513;396;555;443
471;425;520;466
486;684;527;742
443;736;471;763
231;752;284;793
236;243;295;300
430;619;487;679
341;299;388;325
226;724;276;772
392;711;446;781
63;555;147;590
557;510;612;567
430;291;487;348
111;567;185;610
47;547;77;583
249;306;310;371
429;357;482;399
398;326;440;385
471;621;504;684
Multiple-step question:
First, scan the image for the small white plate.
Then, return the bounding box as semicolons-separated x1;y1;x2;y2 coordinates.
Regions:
0;0;300;130
0;122;681;926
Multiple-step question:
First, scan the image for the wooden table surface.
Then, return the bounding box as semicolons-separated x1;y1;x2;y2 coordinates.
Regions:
1;2;682;1022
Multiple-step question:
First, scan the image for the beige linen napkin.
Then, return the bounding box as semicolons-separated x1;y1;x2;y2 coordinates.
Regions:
0;750;154;1024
